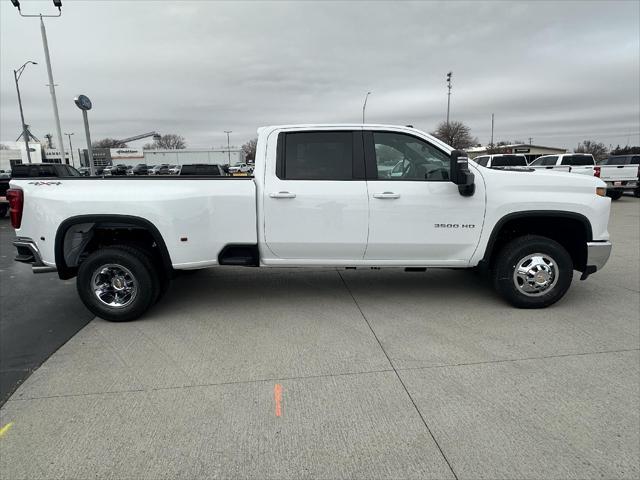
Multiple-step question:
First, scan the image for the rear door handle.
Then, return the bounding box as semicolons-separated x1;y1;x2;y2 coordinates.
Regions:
373;192;400;199
269;191;296;199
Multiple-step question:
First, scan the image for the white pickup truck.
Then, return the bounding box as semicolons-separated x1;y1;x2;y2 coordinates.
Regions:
594;154;640;200
7;124;612;321
528;153;596;176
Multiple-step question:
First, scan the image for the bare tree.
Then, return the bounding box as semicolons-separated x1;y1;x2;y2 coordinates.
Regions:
143;134;186;150
241;138;258;161
610;145;640;155
0;144;9;150
575;140;608;162
431;121;477;150
93;138;128;149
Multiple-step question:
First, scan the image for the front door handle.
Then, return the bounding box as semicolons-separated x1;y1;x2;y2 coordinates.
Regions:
269;191;296;199
373;192;400;199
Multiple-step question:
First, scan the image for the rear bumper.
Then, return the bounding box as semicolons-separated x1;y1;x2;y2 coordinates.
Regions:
581;241;612;280
605;180;638;191
13;237;57;273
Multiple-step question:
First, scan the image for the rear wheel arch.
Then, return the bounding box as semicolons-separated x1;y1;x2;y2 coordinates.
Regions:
481;211;593;272
54;214;173;280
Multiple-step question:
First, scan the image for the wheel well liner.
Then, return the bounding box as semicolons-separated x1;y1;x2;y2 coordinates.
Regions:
481;211;593;272
54;215;173;280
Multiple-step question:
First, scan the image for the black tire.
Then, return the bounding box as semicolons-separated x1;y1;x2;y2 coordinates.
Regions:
492;235;573;309
607;190;623;200
0;204;7;218
634;187;639;198
77;246;159;322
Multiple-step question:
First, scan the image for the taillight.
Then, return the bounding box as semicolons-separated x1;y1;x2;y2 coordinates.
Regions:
593;166;601;178
6;188;23;229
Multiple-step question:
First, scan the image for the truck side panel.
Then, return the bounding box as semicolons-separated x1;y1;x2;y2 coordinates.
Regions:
11;178;257;269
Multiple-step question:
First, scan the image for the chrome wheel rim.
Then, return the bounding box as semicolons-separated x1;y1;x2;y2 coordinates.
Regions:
513;253;558;297
91;264;138;308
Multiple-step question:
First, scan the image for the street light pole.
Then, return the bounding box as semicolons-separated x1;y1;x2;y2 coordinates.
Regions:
13;61;38;164
224;131;232;166
446;71;452;125
10;1;66;162
65;132;74;167
40;16;65;163
362;91;371;123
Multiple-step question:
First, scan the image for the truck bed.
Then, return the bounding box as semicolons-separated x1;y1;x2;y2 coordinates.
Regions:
10;177;258;269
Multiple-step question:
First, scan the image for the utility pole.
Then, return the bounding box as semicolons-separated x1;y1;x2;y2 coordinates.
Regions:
10;1;66;164
362;91;371;123
13;60;38;163
490;113;494;146
528;137;533;145
224;131;232;166
65;132;74;166
446;71;453;125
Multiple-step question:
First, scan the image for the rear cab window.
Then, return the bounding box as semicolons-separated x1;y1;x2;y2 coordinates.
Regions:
561;154;594;166
531;156;558;166
491;155;528;167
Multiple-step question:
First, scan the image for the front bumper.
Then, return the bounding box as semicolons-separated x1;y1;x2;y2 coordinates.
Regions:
581;241;612;280
13;237;57;273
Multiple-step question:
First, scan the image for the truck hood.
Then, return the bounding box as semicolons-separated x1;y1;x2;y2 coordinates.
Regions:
474;164;606;190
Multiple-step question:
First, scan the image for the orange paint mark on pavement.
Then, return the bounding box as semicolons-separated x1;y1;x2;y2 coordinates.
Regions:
274;384;283;417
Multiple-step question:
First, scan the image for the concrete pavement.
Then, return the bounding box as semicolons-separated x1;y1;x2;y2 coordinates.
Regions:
1;198;638;479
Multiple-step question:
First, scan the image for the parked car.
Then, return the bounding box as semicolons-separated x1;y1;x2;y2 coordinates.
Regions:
0;169;11;179
0;177;9;217
228;163;254;174
11;163;81;178
7;124;612;321
472;154;529;168
168;164;181;175
528;153;595;175
149;164;170;175
179;164;226;176
594;154;640;199
77;167;91;176
132;164;149;175
126;165;134;176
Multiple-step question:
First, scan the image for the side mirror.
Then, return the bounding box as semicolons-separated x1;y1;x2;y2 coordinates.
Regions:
450;150;475;197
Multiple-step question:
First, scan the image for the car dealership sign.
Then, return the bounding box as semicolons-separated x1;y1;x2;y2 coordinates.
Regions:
110;148;144;159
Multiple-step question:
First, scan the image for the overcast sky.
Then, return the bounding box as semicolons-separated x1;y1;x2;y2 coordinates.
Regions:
1;0;639;151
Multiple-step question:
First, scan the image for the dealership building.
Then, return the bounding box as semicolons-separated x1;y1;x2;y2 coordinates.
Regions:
80;147;245;168
466;144;566;163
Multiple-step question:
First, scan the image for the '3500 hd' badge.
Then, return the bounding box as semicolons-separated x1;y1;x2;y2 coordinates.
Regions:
28;181;62;186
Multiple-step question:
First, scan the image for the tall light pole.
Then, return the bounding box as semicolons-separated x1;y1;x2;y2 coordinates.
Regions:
446;71;452;125
13;60;38;164
224;131;232;166
11;1;66;163
362;91;371;123
65;132;74;166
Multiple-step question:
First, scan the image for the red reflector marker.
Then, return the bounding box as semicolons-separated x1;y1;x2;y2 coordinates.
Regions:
593;166;601;178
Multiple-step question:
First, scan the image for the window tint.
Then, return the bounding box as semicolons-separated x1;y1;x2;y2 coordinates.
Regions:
373;132;450;181
602;155;640;165
561;154;594;166
474;156;489;167
283;132;353;180
180;164;223;175
491;155;528;167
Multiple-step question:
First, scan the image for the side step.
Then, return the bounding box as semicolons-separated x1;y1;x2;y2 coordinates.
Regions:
218;244;259;266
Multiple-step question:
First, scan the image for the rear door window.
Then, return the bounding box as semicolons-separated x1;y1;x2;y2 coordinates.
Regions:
531;156;558;166
280;131;354;180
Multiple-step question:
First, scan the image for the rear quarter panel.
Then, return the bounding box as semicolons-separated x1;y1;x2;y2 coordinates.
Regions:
10;178;257;268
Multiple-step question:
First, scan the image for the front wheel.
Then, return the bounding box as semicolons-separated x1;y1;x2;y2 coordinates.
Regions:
77;246;159;321
492;235;573;308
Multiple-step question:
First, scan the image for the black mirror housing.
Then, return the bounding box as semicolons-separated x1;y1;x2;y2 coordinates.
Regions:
450;150;475;197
